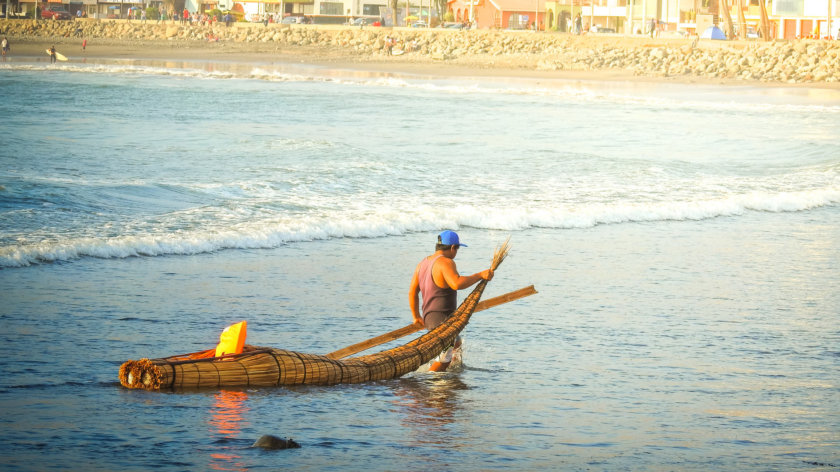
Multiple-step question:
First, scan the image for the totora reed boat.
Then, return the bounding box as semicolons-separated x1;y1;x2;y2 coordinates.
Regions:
119;241;514;391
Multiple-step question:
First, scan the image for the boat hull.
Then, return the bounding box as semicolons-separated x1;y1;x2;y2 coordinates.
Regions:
119;280;487;390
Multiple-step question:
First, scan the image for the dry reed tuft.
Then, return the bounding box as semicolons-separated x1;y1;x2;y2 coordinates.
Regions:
490;237;511;272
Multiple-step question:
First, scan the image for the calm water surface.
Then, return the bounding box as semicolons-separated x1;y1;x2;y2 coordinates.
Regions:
0;57;838;471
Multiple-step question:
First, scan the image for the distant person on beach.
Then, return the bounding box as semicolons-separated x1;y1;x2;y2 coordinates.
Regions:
82;38;87;50
1;37;9;60
49;45;56;63
574;13;582;35
409;230;493;371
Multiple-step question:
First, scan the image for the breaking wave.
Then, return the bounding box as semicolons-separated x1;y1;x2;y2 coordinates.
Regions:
2;186;837;267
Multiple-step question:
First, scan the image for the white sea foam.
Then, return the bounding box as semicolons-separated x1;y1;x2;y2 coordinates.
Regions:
2;61;838;268
2;186;837;267
4;61;838;114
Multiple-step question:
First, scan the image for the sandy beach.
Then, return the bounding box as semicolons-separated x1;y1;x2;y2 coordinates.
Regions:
7;33;840;89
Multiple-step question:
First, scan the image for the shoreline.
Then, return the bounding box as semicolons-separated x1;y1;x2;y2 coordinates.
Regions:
10;37;840;91
2;19;837;89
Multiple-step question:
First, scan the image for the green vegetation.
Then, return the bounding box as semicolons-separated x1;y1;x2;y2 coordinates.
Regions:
145;7;160;20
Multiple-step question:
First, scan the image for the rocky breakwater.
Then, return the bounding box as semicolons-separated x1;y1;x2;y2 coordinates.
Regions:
534;38;840;83
3;18;839;84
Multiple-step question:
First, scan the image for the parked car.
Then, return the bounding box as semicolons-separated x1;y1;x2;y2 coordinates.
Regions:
411;21;428;28
42;6;73;20
733;25;760;39
281;16;305;24
349;17;380;26
590;25;616;33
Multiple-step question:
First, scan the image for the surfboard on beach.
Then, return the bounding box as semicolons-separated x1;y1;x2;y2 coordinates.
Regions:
45;49;68;61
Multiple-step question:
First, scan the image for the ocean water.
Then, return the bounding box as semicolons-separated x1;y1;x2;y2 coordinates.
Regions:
1;57;839;471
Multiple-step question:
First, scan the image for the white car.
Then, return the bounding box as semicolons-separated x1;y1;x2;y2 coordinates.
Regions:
281;16;305;24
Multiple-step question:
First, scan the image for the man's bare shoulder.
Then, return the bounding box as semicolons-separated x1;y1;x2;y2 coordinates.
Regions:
432;254;456;272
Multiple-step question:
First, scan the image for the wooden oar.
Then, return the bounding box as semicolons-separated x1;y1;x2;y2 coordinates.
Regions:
325;285;537;360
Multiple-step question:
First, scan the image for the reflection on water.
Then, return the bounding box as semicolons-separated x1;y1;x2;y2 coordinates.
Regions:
209;390;249;436
208;390;249;472
390;371;471;446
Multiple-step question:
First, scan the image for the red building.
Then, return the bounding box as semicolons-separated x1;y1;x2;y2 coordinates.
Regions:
448;0;546;29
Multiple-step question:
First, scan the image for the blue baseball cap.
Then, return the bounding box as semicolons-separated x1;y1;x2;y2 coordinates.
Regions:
438;230;467;247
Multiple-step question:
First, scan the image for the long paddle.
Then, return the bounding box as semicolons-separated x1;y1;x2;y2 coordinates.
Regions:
324;285;537;360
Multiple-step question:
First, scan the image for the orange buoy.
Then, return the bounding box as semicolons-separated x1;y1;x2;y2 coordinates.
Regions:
215;321;247;357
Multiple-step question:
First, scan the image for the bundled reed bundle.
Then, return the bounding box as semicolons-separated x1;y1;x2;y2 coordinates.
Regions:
119;239;511;390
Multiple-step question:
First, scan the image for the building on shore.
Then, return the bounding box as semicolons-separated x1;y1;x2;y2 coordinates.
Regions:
2;0;836;39
217;0;388;22
446;0;546;29
773;0;838;39
543;0;627;32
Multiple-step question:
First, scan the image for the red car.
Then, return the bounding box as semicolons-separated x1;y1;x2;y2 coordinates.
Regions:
42;6;74;20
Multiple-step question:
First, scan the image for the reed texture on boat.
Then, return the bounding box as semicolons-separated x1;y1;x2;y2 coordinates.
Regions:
119;240;510;390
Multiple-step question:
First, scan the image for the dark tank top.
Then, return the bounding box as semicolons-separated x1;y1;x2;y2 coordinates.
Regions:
419;255;457;319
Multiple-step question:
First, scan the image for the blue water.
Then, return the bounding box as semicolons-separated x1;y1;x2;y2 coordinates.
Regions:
1;57;839;471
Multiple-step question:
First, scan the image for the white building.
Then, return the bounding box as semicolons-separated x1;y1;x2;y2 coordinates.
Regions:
215;0;390;21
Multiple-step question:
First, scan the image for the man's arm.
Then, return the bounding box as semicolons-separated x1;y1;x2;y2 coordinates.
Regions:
408;267;424;325
436;257;493;290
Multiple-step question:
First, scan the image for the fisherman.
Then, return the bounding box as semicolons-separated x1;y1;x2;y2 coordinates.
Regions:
409;230;493;371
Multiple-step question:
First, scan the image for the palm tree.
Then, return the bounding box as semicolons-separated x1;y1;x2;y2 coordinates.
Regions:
736;0;747;39
719;0;735;39
758;0;770;40
389;0;398;26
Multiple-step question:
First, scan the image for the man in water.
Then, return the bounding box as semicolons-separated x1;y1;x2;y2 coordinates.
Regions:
49;45;56;64
409;230;493;371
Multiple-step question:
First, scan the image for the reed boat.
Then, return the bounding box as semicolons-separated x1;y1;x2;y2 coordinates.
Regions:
119;279;488;390
119;241;518;391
